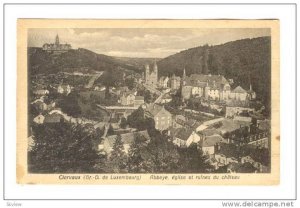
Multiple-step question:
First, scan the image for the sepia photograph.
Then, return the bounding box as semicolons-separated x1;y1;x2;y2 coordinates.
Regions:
16;19;280;185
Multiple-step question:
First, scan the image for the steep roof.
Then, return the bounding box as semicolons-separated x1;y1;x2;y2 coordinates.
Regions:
201;128;221;136
174;128;194;141
185;74;229;90
232;86;247;93
145;104;170;117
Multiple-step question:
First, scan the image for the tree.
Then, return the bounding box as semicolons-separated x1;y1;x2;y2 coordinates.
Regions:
145;134;180;173
119;117;127;129
125;77;136;90
28;123;99;173
127;107;156;132
127;133;152;173
103;135;128;173
57;92;81;117
144;90;152;103
178;143;213;173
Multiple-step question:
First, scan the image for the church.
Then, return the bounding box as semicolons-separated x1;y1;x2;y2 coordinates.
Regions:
42;34;72;55
144;61;158;87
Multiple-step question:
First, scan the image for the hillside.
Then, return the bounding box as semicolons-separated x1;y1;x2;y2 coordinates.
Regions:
114;57;160;71
27;47;142;75
157;37;271;110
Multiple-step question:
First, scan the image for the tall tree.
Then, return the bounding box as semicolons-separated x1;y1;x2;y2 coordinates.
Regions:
146;134;180;173
127;133;152;173
178;143;213;173
28;123;99;173
103;135;128;173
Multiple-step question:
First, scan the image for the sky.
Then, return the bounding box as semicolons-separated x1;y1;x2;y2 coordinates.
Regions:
28;28;270;58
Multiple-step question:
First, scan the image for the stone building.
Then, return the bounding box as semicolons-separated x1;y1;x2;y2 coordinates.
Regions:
144;61;158;87
145;104;172;131
42;34;71;55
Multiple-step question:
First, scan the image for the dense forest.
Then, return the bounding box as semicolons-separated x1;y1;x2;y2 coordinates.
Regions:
27;47;143;75
157;37;271;110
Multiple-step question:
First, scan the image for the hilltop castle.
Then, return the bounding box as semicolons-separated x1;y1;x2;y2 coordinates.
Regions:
144;61;158;87
42;34;71;55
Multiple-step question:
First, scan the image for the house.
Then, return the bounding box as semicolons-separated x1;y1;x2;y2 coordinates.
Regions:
32;100;48;111
33;114;45;124
200;134;227;155
159;76;169;88
98;130;151;155
44;113;63;123
120;92;135;106
171;128;201;147
116;86;129;96
57;84;71;95
134;96;144;107
233;116;252;122
94;86;106;91
160;94;172;104
247;133;269;149
225;106;254;118
214;143;240;167
169;74;181;90
172;114;185;128
229;86;248;101
33;89;49;96
145;104;172;130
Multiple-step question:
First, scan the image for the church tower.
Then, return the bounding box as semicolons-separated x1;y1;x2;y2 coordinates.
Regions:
55;34;60;45
182;67;186;86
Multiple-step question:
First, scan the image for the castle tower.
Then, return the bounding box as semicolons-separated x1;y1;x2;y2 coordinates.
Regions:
55;34;60;45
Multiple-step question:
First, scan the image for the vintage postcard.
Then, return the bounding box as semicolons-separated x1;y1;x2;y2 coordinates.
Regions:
17;19;280;185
